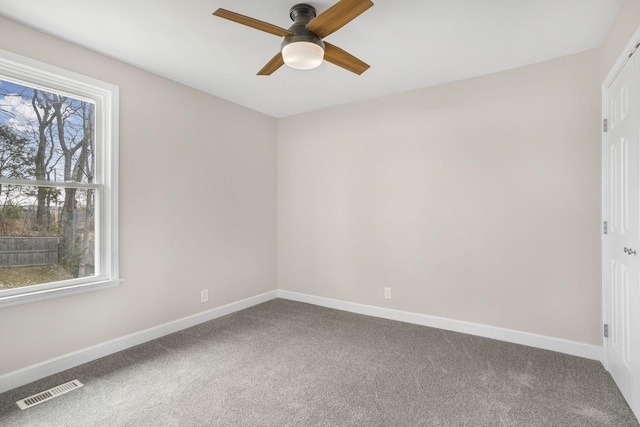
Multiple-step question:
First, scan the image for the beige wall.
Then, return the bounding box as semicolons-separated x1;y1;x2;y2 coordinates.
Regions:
600;0;640;81
278;50;602;345
0;16;277;374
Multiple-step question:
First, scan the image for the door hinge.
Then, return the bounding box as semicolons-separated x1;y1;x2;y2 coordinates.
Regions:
603;221;608;235
603;118;608;132
604;324;609;338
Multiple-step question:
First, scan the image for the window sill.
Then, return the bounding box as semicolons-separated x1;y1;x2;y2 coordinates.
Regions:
0;279;124;309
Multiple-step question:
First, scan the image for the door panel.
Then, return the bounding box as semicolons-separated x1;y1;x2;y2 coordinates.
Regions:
604;51;639;417
610;259;632;395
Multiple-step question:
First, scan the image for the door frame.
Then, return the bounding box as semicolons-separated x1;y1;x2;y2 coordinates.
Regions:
602;25;640;373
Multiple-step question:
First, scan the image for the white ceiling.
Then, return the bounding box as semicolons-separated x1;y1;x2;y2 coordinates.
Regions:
0;0;625;118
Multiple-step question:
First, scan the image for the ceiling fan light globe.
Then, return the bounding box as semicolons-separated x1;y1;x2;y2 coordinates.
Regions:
282;42;324;70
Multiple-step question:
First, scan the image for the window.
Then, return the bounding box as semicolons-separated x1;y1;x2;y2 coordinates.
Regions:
0;49;120;308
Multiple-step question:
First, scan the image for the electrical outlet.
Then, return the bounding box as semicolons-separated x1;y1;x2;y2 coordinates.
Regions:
200;289;209;303
384;287;391;299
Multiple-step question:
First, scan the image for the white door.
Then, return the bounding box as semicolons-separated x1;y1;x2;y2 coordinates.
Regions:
604;47;640;417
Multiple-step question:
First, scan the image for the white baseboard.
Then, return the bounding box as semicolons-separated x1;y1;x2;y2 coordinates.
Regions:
277;290;603;362
0;290;278;394
2;288;603;395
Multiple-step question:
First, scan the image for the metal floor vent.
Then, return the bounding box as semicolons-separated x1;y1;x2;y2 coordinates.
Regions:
16;380;84;410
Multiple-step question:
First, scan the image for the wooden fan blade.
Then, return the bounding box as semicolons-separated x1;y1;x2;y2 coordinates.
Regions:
213;9;292;37
306;0;374;39
258;52;285;75
323;42;370;75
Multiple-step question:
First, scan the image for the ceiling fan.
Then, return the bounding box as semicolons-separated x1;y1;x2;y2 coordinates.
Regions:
213;0;374;75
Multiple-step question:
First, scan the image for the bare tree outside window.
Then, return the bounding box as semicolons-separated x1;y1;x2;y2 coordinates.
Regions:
0;79;96;289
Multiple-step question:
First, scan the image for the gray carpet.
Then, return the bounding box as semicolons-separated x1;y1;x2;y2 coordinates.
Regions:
0;298;637;426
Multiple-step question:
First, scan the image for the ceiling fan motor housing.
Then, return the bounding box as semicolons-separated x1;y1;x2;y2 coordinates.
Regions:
281;3;325;52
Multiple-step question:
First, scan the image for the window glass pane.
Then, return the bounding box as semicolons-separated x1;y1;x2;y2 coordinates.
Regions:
0;78;95;184
0;185;95;291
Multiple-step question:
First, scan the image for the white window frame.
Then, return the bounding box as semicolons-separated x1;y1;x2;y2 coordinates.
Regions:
0;49;121;308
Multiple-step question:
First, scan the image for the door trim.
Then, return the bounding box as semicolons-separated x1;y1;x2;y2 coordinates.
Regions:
603;26;640;89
